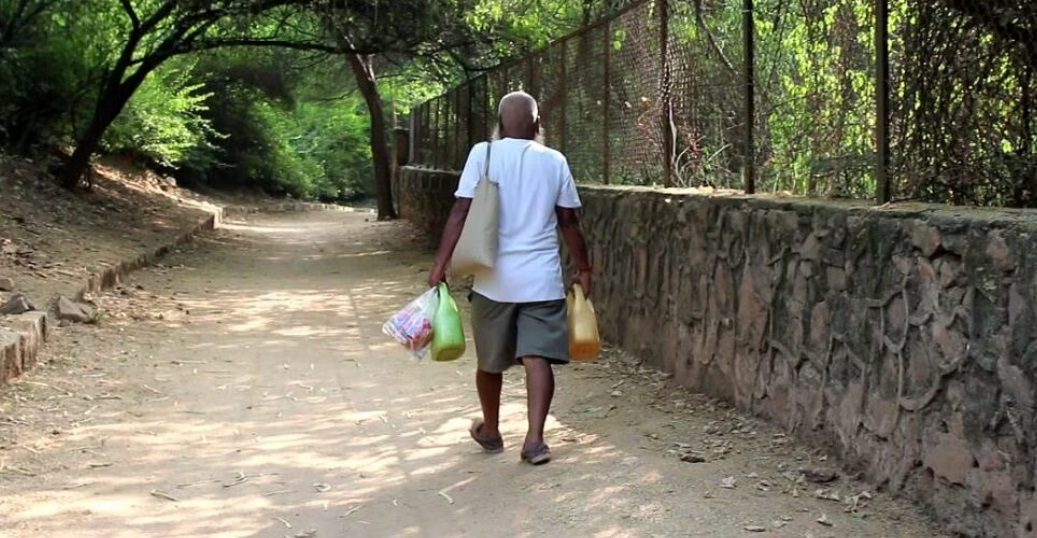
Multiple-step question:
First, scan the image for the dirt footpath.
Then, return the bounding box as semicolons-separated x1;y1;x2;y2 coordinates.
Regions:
0;211;947;538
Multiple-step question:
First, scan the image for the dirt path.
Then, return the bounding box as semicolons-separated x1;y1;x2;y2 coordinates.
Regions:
0;211;947;538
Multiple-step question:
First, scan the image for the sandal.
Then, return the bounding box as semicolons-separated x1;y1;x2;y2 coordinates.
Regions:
469;421;504;453
520;443;551;465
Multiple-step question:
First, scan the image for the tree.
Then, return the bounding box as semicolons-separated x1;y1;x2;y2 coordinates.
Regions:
939;0;1037;72
345;53;396;219
321;0;518;220
320;0;615;220
56;0;354;189
11;0;645;217
58;0;504;221
0;0;64;49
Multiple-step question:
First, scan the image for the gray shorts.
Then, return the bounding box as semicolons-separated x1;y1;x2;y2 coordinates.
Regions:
469;292;570;374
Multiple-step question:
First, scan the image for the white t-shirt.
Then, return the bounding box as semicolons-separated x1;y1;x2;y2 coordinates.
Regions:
454;138;582;303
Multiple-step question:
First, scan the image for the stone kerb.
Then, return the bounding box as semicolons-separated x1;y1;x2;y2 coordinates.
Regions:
0;209;222;386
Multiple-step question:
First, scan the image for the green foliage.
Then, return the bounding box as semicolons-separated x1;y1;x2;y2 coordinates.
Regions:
170;53;377;202
0;1;396;201
104;62;218;168
0;0;94;148
289;100;376;201
1;0;690;205
218;96;375;202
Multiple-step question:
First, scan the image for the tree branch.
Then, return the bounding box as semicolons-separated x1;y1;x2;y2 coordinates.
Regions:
693;0;736;77
939;0;1037;70
1;0;63;48
119;0;141;30
137;0;180;36
184;38;344;56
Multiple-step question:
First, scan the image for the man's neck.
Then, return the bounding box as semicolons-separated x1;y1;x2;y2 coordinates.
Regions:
498;131;535;141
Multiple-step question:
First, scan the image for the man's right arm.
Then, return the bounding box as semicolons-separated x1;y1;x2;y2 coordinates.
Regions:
558;207;591;271
555;158;592;295
557;207;592;296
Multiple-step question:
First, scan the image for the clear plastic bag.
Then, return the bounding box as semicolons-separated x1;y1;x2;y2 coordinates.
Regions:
382;288;439;359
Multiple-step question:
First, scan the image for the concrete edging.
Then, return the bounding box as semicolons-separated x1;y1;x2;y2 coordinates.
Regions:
223;201;374;217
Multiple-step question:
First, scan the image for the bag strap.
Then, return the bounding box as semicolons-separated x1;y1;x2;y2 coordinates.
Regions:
482;141;493;184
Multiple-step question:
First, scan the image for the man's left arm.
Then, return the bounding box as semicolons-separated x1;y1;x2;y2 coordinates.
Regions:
428;198;472;287
428;143;484;286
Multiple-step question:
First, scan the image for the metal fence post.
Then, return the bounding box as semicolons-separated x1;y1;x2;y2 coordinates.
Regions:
419;105;426;164
526;55;535;93
407;112;416;165
875;0;891;204
603;21;612;185
441;95;449;170
453;88;462;169
484;75;493;140
659;0;673;188
431;98;440;168
742;0;756;194
559;40;568;155
441;96;449;170
466;79;476;152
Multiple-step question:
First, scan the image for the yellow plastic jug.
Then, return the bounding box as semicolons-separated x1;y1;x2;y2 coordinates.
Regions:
567;284;601;362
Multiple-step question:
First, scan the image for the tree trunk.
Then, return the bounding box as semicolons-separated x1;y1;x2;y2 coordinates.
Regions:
59;62;151;189
61;113;114;189
346;53;397;221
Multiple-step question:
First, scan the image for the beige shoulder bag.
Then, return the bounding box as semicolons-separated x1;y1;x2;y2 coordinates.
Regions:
450;142;499;277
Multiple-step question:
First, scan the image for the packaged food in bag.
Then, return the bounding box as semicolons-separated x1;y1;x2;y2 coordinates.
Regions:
382;288;439;359
431;283;466;362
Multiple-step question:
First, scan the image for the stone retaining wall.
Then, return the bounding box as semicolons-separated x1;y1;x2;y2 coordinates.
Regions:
396;167;459;244
399;165;1037;538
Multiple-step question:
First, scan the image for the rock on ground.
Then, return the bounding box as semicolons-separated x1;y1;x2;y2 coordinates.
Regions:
55;296;96;324
0;293;35;315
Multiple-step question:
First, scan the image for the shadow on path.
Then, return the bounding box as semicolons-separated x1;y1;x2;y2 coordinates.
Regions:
0;211;946;538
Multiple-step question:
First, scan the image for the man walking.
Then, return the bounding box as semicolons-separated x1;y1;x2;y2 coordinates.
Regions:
428;91;593;465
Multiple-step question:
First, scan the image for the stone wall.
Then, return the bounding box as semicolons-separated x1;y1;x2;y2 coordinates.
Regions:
398;167;460;244
398;166;1037;538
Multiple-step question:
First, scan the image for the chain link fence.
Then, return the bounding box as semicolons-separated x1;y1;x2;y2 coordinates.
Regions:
408;0;1037;207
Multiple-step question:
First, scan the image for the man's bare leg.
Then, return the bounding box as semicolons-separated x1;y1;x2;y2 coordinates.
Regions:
521;357;554;457
476;369;503;437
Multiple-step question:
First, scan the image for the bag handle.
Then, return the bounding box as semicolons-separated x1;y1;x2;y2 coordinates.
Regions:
481;141;493;184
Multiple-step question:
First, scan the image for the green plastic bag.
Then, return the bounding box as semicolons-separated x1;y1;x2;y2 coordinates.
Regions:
431;283;466;362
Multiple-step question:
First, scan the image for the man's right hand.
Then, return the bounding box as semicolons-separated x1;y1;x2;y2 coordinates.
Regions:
574;269;592;299
428;263;447;288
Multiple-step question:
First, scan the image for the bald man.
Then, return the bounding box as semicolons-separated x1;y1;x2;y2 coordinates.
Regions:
429;91;593;465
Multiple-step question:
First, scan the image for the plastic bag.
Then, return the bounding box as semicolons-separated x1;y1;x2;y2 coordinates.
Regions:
431;283;466;362
383;288;439;359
